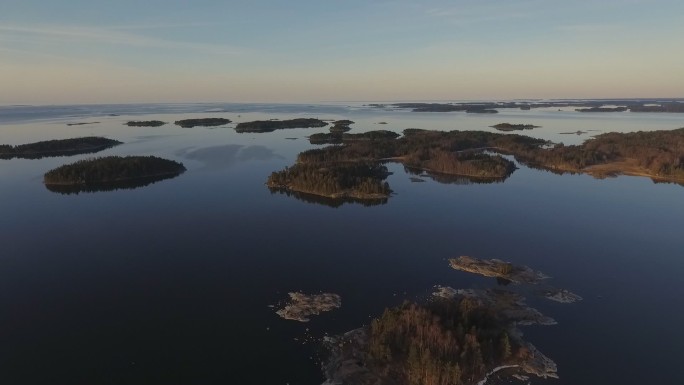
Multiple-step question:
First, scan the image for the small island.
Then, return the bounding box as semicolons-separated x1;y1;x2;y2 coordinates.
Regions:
174;118;232;128
329;120;354;133
0;137;122;160
125;120;166;127
234;118;328;133
490;123;539;132
44;155;186;192
66;121;100;126
576;106;628;112
275;292;341;322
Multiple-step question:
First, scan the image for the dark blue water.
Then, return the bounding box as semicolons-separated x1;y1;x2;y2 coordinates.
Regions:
1;104;683;384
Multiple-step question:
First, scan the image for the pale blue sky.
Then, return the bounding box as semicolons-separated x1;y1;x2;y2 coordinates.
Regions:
1;0;683;104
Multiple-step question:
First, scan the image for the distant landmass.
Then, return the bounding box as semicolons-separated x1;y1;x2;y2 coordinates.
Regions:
175;118;232;128
0;137;121;160
44;155;185;193
369;100;684;113
234;118;328;133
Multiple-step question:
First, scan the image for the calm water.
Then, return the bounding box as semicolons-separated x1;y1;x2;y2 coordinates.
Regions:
1;103;683;385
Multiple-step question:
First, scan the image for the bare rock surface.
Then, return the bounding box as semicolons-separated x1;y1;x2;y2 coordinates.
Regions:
276;292;341;322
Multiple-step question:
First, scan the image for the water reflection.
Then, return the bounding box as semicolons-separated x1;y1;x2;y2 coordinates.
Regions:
403;166;511;185
0;145;118;160
178;144;282;170
268;187;387;208
45;173;183;195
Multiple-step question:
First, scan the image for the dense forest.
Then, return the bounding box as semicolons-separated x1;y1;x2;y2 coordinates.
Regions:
234;118;328;133
272;126;684;202
0;137;122;159
510;128;684;179
125;120;166;127
365;298;518;385
44;156;186;185
174;118;232;128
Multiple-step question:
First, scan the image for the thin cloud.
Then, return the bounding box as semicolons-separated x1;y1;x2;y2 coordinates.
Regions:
425;2;539;24
0;24;245;56
556;24;624;33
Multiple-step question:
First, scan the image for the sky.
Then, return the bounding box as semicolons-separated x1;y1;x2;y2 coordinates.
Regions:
1;0;683;104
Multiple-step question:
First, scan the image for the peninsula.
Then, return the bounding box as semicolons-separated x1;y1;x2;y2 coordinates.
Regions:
174;118;232;128
44;155;186;188
0;137;122;160
234;118;328;133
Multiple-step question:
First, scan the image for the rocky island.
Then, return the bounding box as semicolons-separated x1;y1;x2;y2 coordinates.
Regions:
449;256;582;303
174;118;232;128
234;118;328;133
276;292;341;322
44;155;186;193
0;137;122;160
125;120;166;127
490;123;539;132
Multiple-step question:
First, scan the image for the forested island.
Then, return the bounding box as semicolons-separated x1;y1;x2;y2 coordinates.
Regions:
234;118;328;133
267;162;392;201
44;155;186;193
329;120;355;133
125;120;166;127
491;123;539;131
174;118;232;128
0;137;122;159
321;258;574;384
270;126;684;202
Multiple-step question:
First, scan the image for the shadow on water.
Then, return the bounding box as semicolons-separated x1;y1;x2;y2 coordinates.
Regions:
177;144;282;170
45;173;183;195
0;145;119;160
403;166;512;185
268;187;388;208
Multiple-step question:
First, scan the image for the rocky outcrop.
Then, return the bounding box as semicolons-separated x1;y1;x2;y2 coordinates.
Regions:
276;292;341;322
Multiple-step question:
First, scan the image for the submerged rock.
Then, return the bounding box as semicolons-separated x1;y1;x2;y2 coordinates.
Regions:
276;292;341;322
543;288;583;303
